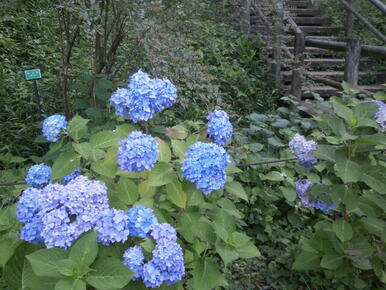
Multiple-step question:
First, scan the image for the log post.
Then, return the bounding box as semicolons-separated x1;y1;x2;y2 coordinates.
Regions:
290;28;305;100
240;0;251;36
344;38;361;87
346;0;356;38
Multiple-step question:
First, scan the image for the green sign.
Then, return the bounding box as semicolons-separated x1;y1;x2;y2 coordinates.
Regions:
23;69;42;81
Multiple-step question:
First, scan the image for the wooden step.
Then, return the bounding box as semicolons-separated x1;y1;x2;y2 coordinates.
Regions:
303;58;346;68
267;46;341;57
282;35;344;44
301;85;385;97
293;17;330;26
284;1;312;8
298;26;341;35
288;8;322;17
280;71;386;83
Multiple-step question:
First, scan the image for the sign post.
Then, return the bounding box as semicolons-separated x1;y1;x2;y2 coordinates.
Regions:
23;68;43;114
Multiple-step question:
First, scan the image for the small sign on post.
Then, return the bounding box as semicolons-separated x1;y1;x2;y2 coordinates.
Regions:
23;68;43;115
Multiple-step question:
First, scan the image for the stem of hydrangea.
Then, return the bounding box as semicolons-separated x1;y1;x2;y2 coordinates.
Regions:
237;158;297;167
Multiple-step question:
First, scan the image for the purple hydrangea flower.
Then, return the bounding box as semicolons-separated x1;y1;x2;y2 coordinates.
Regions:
122;245;145;280
295;179;334;213
126;205;158;238
207;110;233;146
17;176;109;249
371;100;386;130
25;163;51;188
95;209;130;245
118;131;159;172
289;134;317;170
42;114;67;142
150;223;177;243
182;142;230;194
110;88;131;117
62;168;81;184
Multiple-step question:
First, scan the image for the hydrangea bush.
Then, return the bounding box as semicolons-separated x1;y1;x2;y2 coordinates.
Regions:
0;70;259;290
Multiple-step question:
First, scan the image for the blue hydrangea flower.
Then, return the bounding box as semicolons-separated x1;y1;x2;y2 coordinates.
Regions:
17;187;40;223
207;110;233;146
62;168;81;184
122;246;145;280
17;176;109;249
118;131;159;172
25;163;51;188
110;88;131;117
289;134;317;170
372;100;386;130
126;205;158;238
182;142;230;194
150;223;177;243
95;209;130;245
295;179;334;213
109;70;178;122
142;240;185;288
42;114;67;142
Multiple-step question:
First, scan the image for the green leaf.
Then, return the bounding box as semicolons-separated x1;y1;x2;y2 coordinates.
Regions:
90;131;120;149
0;204;17;232
55;259;78;276
262;171;284;181
0;237;22;266
361;217;386;241
332;219;353;242
171;140;187;159
192;258;227;290
148;162;176;186
215;242;239;266
52;152;81;179
335;149;363;183
280;186;296;202
314;145;336;162
165;178;187;209
155;137;171;163
69;231;98;272
225;181;248;202
22;258;56;290
27;248;67;278
91;159;117;177
67;115;89;140
320;253;344;270
115;178;138;205
292;251;320;270
331;99;354;124
55;278;86;290
361;166;386;194
73;142;92;159
166;125;188;140
114;124;135;139
85;258;134;289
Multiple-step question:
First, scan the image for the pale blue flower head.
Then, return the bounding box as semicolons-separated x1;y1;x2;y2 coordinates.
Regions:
126;205;158;238
373;100;386;130
182;142;230;194
150;223;177;243
110;88;131;117
295;179;334;213
122;245;145;280
207;110;233;146
118;131;159;172
25;163;51;188
95;208;130;245
42;114;67;142
62;168;81;184
20;215;44;245
17;187;40;223
289;134;317;170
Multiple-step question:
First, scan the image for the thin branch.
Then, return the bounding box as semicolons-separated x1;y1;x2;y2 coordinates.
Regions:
0;182;26;187
237;158;297;167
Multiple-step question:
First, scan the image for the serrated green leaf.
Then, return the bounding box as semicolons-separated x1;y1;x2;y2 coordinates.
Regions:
335;149;363;183
192;258;228;290
90;131;120;149
67;115;89;140
332;219;353;242
0;237;22;267
116;178;138;205
52;152;81;179
155;137;171;163
215;242;239;266
55;259;78;277
292;251;320;270
331;99;354;124
148;162;176;186
225;181;248;202
55;278;86;290
320;253;344;270
171;140;187;159
165;178;187;209
361;166;386;194
85;258;134;289
27;248;67;278
72;142;92;159
69;231;98;272
314;145;336;162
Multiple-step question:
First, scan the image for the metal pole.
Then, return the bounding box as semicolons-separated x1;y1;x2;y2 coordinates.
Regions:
32;80;43;115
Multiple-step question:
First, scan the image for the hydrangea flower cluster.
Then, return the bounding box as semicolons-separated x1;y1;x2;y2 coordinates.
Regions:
295;179;334;213
126;205;158;238
62;168;81;184
95;209;130;245
372;100;386;130
25;163;51;188
207;110;233;146
17;176;109;249
118;131;159;172
182;142;230;194
42;114;67;142
122;223;184;288
289;134;317;170
109;70;178;122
